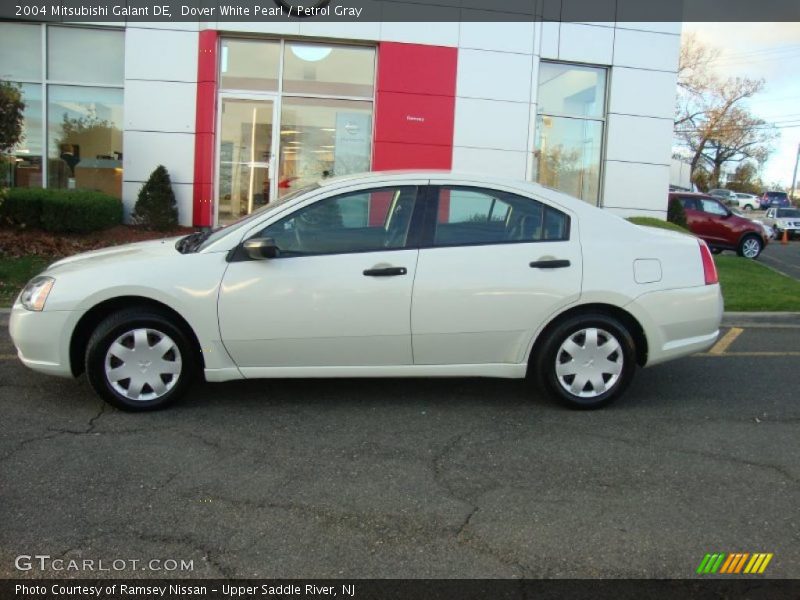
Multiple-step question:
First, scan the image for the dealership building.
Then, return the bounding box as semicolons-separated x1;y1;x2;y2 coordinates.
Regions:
0;15;680;226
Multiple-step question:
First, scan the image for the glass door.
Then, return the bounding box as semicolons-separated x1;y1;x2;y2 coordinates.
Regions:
217;96;277;224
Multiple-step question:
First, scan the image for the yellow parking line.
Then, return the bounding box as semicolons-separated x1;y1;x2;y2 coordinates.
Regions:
708;327;744;355
0;354;17;361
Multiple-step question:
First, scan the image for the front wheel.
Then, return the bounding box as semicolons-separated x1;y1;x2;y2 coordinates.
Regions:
737;234;763;259
85;309;196;411
533;313;637;409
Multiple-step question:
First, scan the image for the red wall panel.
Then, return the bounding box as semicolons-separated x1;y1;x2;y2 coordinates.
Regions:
372;42;457;172
193;30;218;227
376;42;458;96
374;91;455;146
373;142;453;170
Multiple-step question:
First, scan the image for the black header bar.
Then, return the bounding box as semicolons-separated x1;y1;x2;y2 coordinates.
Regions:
2;0;800;23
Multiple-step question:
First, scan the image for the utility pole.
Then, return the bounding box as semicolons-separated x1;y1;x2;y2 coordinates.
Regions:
792;142;800;202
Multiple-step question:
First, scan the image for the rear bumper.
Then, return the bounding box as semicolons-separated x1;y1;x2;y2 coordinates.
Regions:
8;305;74;378
626;284;724;367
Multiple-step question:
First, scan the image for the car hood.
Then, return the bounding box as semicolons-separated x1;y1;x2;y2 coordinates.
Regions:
46;237;184;273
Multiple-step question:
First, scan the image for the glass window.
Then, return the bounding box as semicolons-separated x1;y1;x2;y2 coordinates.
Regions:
532;115;603;204
700;199;728;216
220;39;280;91
535;62;607;205
433;187;569;246
537;62;606;119
1;83;44;189
218;98;275;222
282;43;375;97
47;85;124;198
259;186;417;256
47;27;124;85
0;23;42;81
278;97;373;196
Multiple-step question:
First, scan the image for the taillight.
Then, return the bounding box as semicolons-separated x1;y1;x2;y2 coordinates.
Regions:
698;240;718;285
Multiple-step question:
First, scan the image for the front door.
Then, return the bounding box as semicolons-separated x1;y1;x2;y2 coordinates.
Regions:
218;184;423;370
217;96;277;224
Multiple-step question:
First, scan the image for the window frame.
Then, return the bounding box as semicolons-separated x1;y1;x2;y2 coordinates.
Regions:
237;184;426;260
418;185;572;249
532;60;609;207
1;23;125;191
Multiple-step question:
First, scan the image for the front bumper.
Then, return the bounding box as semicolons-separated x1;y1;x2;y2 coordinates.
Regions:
8;304;75;378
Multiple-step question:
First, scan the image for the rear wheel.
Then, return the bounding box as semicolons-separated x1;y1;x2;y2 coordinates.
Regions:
737;234;763;259
534;313;637;409
85;309;196;411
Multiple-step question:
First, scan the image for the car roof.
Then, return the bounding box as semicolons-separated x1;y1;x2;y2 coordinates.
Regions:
314;170;599;216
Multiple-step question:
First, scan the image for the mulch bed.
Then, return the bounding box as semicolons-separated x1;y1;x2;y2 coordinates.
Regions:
0;225;196;259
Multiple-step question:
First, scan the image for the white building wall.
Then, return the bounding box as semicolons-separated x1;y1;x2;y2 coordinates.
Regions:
116;16;678;222
122;25;200;226
449;19;681;218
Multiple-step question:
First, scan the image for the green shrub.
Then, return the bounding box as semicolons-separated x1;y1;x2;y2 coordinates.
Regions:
0;188;121;233
40;190;122;233
132;165;178;230
0;187;44;228
628;216;691;234
667;197;688;229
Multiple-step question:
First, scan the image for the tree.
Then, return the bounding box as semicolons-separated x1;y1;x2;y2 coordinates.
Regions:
726;161;764;195
674;36;777;189
132;165;179;230
0;80;25;154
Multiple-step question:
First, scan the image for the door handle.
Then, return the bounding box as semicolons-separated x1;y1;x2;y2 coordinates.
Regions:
363;266;407;277
530;259;571;269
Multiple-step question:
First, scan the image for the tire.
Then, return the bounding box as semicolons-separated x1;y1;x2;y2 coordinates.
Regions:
85;309;196;411
533;313;637;410
743;205;752;212
737;234;763;259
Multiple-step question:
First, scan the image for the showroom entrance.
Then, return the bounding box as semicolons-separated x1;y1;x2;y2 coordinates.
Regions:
214;37;376;225
217;95;277;223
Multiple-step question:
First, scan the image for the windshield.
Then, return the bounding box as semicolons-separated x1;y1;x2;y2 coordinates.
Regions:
777;209;800;218
193;184;319;252
767;192;788;199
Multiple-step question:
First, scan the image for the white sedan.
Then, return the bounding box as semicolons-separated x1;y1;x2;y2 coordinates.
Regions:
9;172;723;411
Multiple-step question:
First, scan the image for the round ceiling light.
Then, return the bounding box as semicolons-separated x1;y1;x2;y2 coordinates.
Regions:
290;44;332;62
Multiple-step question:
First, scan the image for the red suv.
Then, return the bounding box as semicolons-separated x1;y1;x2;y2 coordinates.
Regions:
669;192;768;259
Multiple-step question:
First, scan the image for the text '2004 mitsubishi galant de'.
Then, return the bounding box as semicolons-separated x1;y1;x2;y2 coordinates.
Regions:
10;172;723;411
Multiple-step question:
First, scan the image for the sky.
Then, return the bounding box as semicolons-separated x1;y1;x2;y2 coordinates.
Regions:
682;22;800;188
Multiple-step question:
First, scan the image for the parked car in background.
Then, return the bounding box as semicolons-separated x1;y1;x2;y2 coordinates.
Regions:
760;191;791;210
670;192;768;258
9;172;724;412
733;193;760;211
730;207;774;240
763;207;800;239
708;189;738;204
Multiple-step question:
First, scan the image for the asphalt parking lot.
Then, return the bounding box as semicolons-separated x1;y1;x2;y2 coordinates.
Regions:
1;316;798;579
759;238;800;280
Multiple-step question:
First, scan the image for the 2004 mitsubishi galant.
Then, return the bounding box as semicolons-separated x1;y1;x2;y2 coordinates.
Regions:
9;172;723;411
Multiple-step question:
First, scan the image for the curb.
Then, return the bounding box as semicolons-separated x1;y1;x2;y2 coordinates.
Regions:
722;312;800;328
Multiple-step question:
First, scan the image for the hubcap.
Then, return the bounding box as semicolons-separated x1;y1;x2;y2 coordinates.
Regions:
104;328;182;401
555;327;623;399
742;238;760;258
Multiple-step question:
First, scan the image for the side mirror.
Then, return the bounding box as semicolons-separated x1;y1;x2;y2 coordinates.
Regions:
243;237;280;260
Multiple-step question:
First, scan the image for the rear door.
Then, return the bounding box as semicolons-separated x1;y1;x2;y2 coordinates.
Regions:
410;184;582;366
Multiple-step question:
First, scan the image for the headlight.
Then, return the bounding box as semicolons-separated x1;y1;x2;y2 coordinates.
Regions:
19;276;55;311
